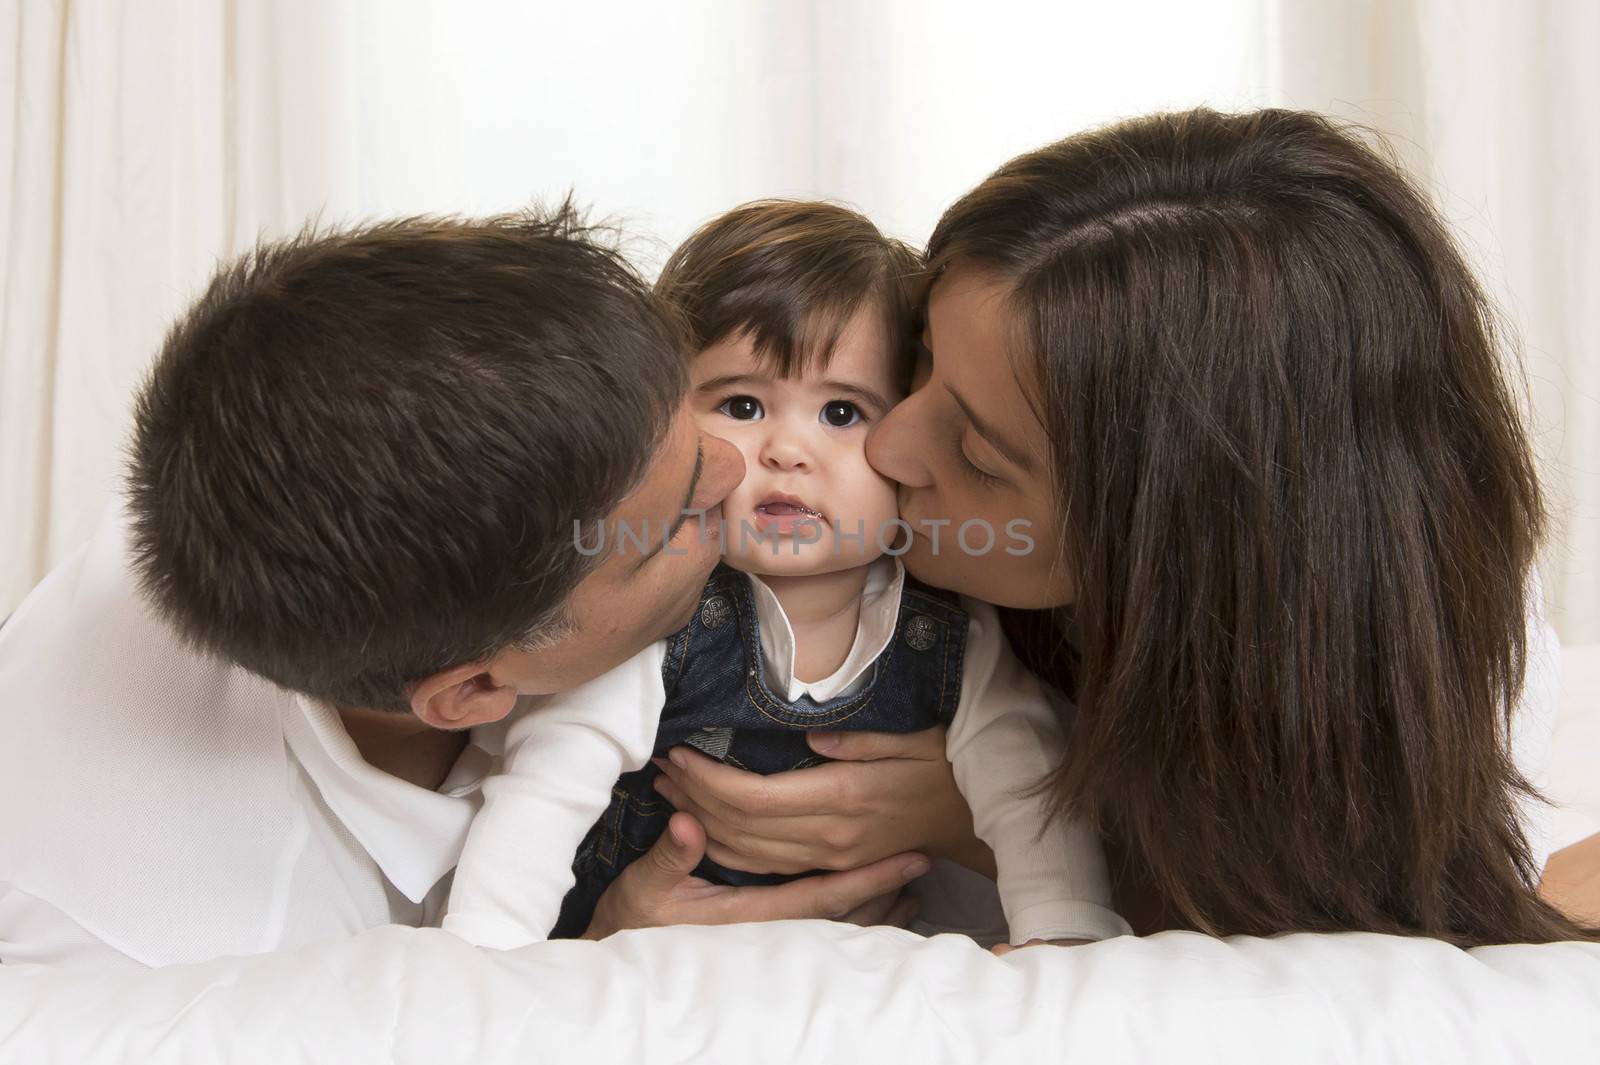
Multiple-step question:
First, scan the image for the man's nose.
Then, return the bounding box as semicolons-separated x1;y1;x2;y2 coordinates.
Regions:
700;432;745;507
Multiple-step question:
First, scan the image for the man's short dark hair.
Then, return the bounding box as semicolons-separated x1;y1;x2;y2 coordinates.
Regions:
126;205;685;711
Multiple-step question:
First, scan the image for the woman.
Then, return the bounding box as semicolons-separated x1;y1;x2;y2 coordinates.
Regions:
644;107;1594;945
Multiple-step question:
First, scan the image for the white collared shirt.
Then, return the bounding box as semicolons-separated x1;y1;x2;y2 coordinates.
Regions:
0;501;486;968
745;558;902;703
446;556;1134;949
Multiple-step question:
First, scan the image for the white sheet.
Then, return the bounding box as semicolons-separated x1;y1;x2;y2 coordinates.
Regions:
4;644;1598;1062
0;922;1597;1062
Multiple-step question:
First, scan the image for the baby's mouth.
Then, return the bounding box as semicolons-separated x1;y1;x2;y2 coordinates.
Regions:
756;500;823;520
752;493;827;534
752;492;825;518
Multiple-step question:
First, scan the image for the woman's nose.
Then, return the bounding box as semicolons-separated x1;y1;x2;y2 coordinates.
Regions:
866;399;932;488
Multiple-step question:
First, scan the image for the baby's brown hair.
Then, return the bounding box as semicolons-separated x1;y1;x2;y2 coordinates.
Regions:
656;199;919;382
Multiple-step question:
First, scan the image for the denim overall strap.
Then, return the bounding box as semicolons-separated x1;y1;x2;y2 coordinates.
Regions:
659;564;968;752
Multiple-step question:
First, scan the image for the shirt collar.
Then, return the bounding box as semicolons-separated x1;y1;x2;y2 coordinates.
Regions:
281;695;482;904
746;556;904;703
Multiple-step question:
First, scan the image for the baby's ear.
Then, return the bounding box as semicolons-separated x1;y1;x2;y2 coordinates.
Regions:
410;662;518;730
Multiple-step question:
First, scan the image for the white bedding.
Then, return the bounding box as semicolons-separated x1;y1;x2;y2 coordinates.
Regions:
1;923;1597;1062
4;646;1599;1063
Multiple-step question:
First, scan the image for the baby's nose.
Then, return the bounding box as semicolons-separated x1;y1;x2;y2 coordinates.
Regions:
760;435;811;471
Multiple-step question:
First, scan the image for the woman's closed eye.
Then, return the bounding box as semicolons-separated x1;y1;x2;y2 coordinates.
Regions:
717;395;763;421
957;433;1005;487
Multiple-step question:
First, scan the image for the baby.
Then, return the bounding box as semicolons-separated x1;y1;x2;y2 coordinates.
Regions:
444;201;1129;948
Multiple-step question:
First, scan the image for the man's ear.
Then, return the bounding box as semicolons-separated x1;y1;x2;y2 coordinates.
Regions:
409;662;518;730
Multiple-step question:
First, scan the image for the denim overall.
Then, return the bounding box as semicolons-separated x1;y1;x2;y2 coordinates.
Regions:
550;562;969;938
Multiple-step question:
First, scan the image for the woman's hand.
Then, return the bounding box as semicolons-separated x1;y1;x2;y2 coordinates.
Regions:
583;811;927;939
650;725;996;878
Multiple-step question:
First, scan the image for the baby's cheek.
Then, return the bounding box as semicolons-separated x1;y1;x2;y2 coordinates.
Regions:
690;408;723;437
859;477;902;539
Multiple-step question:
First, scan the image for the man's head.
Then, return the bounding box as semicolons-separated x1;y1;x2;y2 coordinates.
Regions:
128;206;742;728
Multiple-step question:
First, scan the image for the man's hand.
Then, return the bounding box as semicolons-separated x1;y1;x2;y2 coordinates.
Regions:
651;725;996;878
583;811;928;939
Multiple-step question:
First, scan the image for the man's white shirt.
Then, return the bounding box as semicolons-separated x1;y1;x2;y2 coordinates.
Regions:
0;502;487;968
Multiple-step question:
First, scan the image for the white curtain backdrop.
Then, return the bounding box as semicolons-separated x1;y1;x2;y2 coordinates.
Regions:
4;0;1596;642
1;0;368;609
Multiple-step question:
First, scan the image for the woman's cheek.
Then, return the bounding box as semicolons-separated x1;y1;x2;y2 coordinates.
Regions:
894;483;971;591
988;496;1074;607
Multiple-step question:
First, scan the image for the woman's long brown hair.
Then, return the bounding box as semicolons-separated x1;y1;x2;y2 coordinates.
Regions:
931;108;1592;945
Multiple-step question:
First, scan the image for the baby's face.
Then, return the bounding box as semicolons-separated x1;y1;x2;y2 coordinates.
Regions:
691;303;903;577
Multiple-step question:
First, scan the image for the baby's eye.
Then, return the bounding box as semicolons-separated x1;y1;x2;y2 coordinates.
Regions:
820;400;862;428
718;395;764;421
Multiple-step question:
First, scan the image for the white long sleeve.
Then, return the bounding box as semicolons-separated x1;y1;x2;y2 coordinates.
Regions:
946;600;1132;945
442;643;667;949
1511;577;1563;878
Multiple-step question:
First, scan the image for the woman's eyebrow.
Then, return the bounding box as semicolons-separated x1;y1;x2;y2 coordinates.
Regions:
946;385;1034;473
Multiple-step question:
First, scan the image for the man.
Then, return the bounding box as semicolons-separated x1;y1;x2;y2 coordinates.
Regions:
0;209;929;968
